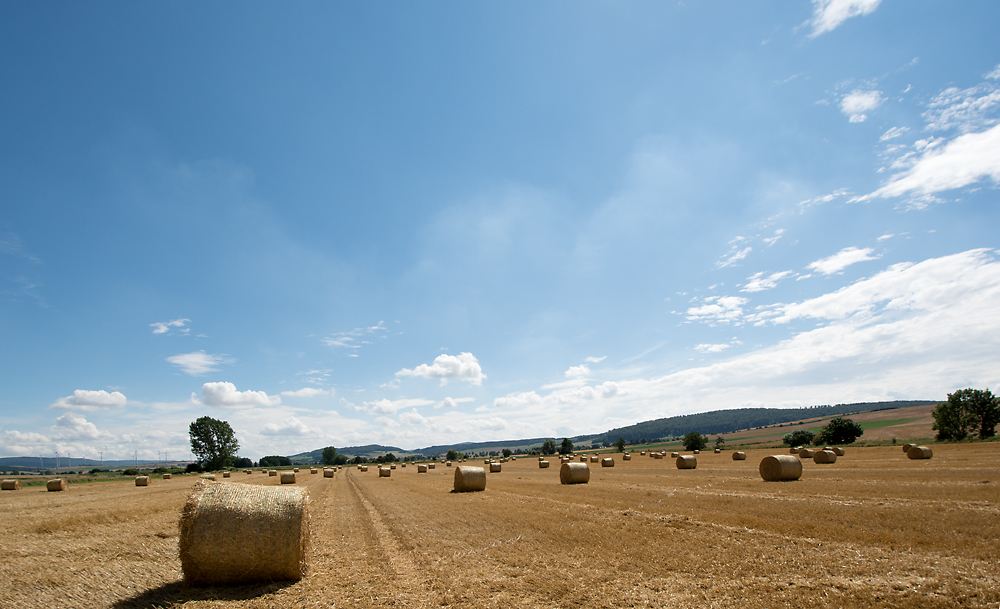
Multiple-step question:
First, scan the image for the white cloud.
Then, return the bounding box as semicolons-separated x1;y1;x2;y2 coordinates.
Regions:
798;188;850;208
363;397;436;415
807;0;882;38
695;343;731;354
280;387;332;398
564;364;591;379
52;413;106;440
261;417;314;436
807;247;879;275
395;352;486;385
762;229;785;247
50;389;127;412
685;296;748;324
717;246;752;268
167;351;233;376
585;356;607;364
150;318;190;335
435;397;474;409
742;270;794;293
399;409;428;426
322;321;387;351
880;127;909;141
924;80;1000;133
194;382;281;408
493;391;543;409
840;89;885;123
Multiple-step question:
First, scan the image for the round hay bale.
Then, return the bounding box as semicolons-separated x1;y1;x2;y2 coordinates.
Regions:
417;464;428;473
759;455;803;481
453;466;487;492
790;446;802;454
179;480;308;585
2;479;22;491
268;470;277;477
135;476;151;486
280;472;296;484
202;474;217;481
428;463;436;470
539;460;550;468
640;451;646;456
623;453;631;460
361;466;369;472
489;463;502;473
390;464;396;470
245;469;252;474
163;473;173;479
589;455;598;462
693;450;700;455
903;443;914;453
46;479;66;492
446;461;452;467
310;468;317;474
732;451;747;461
714;448;721;453
560;462;590;484
676;455;697;469
798;448;815;459
653;453;664;459
293;468;299;473
379;467;391;477
580;455;588;462
484;459;491;464
323;469;334;478
832;447;845;456
401;464;407;468
813;450;837;464
670;452;679;458
601;457;615;468
907;445;933;459
222;471;231;478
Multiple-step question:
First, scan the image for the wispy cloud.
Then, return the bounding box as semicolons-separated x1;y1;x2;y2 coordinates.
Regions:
685;296;748;325
322;321;387;353
435;397;474;409
807;0;882;38
166;351;233;376
280;387;332;398
150;318;191;335
742;270;794;293
807;247;879;275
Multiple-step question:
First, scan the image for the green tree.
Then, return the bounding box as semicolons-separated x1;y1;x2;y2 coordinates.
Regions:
714;436;725;449
502;448;512;458
189;416;239;471
682;431;707;451
260;455;292;467
559;438;574;455
615;437;626;452
934;388;999;440
541;439;557;455
322;446;337;466
233;457;253;469
815;417;863;445
782;429;816;447
446;449;459;461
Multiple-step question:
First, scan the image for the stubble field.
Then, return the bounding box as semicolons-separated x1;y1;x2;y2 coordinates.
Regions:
1;443;998;609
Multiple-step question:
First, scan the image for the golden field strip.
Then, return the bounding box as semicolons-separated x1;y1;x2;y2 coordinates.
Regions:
1;443;998;609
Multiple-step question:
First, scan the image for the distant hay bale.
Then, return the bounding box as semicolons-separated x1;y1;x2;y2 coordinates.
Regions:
379;467;391;477
418;464;428;473
623;453;631;460
360;466;369;472
201;474;217;481
832;447;845;456
601;457;615;468
310;468;317;474
640;451;646;456
489;463;502;473
163;473;173;479
2;479;22;491
428;463;436;470
268;470;277;477
539;460;550;468
903;443;914;453
813;450;837;464
179;480;308;585
390;464;396;470
560;462;590;484
580;455;588;462
654;453;664;459
46;479;67;492
245;470;252;474
589;455;598;463
222;472;231;478
484;459;491;464
402;464;407;468
676;455;697;469
670;452;679;458
135;476;150;486
693;450;700;455
453;466;487;492
280;472;296;484
790;446;802;454
446;461;452;467
759;455;803;481
714;448;721;453
798;448;815;459
732;451;746;460
323;469;334;478
907;445;933;459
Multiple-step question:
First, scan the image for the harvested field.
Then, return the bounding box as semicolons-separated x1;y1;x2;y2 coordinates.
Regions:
1;442;998;608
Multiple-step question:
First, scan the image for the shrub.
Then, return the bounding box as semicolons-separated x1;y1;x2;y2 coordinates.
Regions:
783;430;816;446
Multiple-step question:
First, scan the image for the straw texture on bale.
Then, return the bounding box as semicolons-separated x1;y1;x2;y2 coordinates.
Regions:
280;472;296;484
379;467;391;477
323;469;334;478
1;479;22;491
759;455;803;481
732;451;747;460
623;454;631;460
601;457;615;467
222;472;231;478
46;479;66;492
798;448;815;458
560;462;590;484
832;447;845;456
813;449;837;464
489;463;501;473
179;481;308;585
135;476;150;486
676;455;697;469
428;463;435;470
453;466;487;492
907;445;933;459
202;474;217;481
269;470;277;477
163;473;172;479
418;464;428;473
539;460;550;468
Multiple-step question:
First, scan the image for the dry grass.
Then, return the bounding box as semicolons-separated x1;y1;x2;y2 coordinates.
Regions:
1;444;998;608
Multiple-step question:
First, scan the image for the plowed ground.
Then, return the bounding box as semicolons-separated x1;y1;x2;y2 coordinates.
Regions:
1;443;998;609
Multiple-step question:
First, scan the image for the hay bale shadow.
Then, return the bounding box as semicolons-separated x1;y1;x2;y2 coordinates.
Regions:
112;579;295;608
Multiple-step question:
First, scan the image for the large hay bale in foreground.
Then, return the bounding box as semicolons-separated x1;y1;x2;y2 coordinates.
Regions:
418;464;428;473
280;472;296;484
539;460;550;468
732;451;746;461
759;455;803;481
2;479;22;491
907;445;933;459
46;479;66;492
179;481;308;585
163;473;173;480
453;466;487;492
601;457;615;467
323;469;334;478
832;447;845;456
676;455;697;469
135;476;150;486
560;462;590;485
798;448;815;459
813;450;837;464
489;463;502;473
379;467;391;477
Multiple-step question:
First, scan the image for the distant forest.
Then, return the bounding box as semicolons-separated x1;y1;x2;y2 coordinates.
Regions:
589;400;938;444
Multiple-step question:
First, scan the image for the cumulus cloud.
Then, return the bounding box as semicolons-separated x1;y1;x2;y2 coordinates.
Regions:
261;417;313;436
52;413;107;440
840;89;885;123
395;352;486;385
807;0;882;38
564;365;591;379
399;409;428;426
280;387;332;398
50;389;127;412
435;397;474;409
685;296;748;325
807;247;880;275
167;351;233;376
150;318;190;335
742;270;794;292
194;382;281;408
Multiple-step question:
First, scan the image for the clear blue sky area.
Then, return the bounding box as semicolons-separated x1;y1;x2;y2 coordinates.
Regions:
2;1;998;460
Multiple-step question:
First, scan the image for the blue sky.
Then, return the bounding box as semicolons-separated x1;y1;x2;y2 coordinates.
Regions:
2;1;999;461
